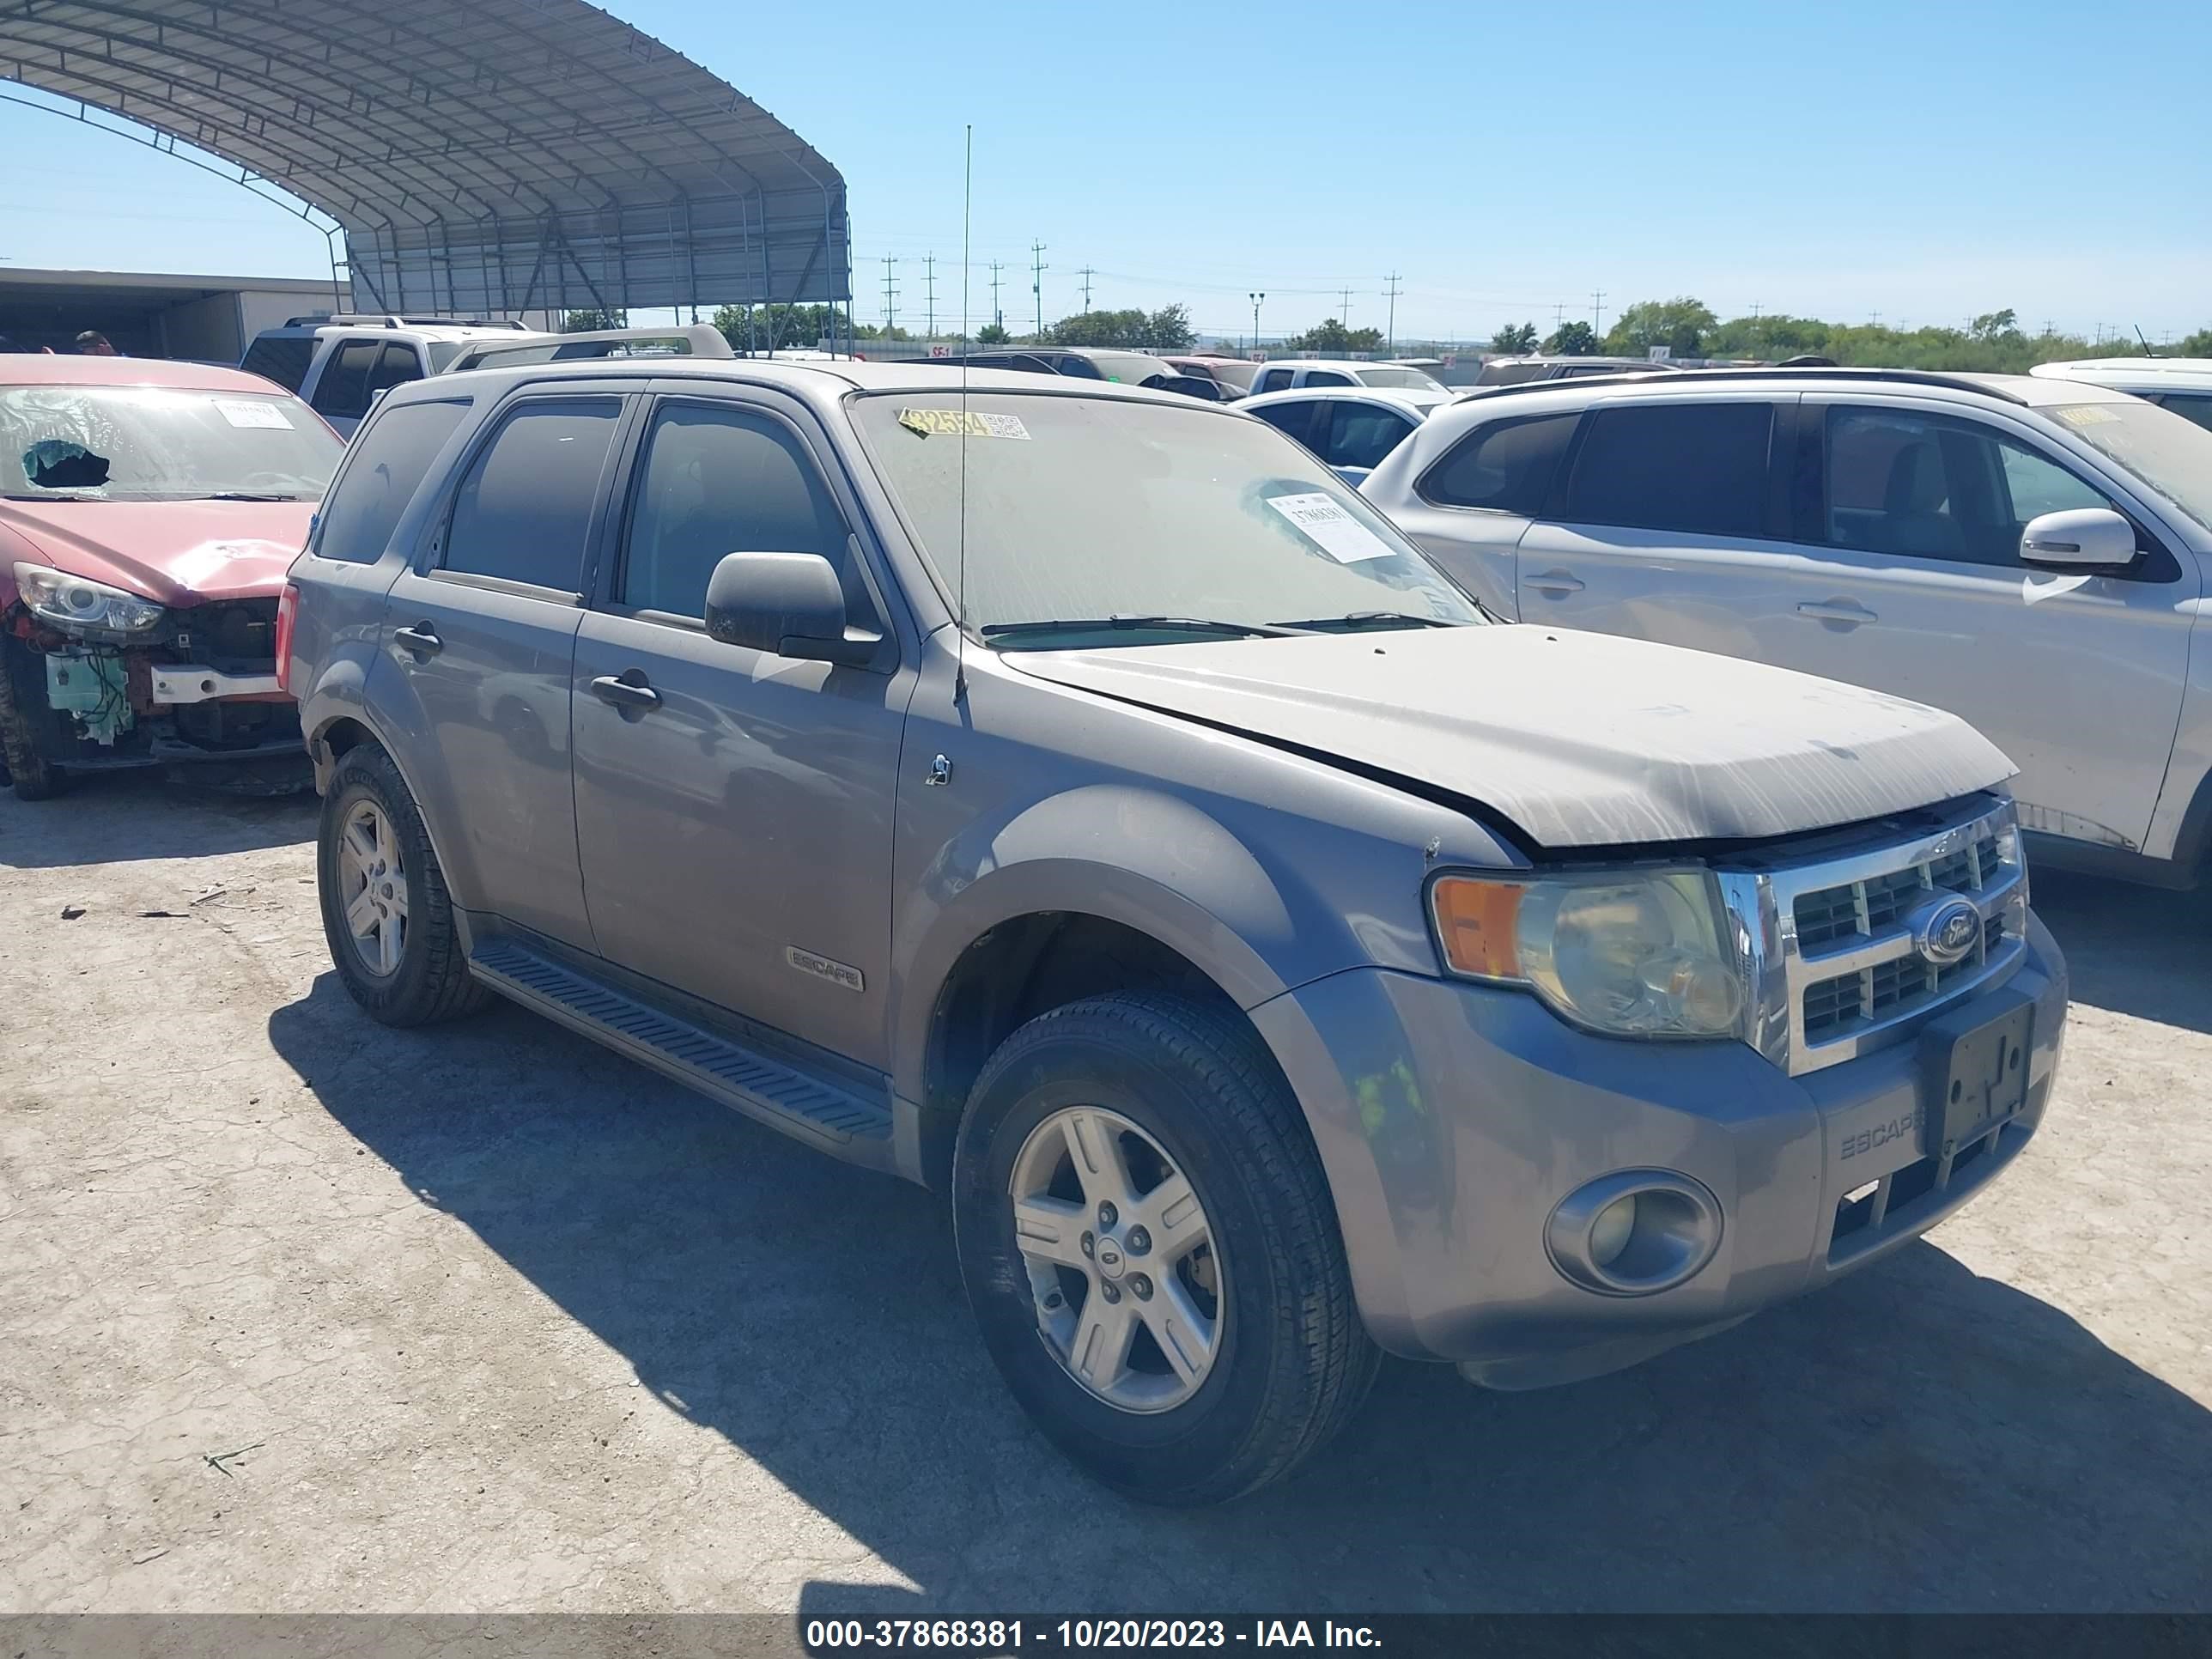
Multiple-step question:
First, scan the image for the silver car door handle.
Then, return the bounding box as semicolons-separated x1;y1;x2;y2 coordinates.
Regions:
1796;600;1877;625
589;672;661;712
1528;570;1585;596
392;622;442;656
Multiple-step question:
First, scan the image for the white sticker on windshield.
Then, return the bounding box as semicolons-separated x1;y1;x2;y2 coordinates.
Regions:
896;407;1030;440
2055;404;2118;427
215;398;295;430
1266;491;1394;562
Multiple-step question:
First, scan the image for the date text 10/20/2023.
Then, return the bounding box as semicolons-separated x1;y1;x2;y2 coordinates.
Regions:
804;1620;1383;1650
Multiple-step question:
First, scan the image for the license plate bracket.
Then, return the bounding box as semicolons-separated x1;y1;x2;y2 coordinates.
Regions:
1919;989;2033;1157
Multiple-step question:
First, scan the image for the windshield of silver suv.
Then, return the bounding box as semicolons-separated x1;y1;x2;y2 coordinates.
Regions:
854;392;1483;642
2049;399;2212;533
0;384;342;501
1356;366;1447;391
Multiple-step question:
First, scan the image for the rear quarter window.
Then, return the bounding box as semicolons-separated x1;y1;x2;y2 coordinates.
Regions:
1421;413;1576;514
240;336;314;394
313;399;471;565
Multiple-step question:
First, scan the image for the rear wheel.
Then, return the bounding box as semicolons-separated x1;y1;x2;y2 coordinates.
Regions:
952;993;1378;1505
317;744;488;1024
0;636;63;800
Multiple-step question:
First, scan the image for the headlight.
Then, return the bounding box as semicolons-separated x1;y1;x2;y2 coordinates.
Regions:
1429;869;1742;1039
11;562;164;634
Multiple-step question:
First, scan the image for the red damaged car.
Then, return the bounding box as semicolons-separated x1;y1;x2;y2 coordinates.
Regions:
0;356;343;799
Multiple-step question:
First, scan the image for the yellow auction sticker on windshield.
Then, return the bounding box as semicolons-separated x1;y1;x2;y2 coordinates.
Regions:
896;407;1031;440
2054;404;2119;427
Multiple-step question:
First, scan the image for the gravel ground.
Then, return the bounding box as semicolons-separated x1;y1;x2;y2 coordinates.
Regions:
2;775;2208;1615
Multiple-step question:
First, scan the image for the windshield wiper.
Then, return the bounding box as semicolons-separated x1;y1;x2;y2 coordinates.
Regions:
199;491;301;501
981;615;1302;643
1270;610;1462;631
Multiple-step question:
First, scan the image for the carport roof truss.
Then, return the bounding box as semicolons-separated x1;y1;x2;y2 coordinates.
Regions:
1;0;849;315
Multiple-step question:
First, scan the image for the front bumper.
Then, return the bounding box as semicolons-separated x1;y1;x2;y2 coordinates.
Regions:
1249;912;2068;1381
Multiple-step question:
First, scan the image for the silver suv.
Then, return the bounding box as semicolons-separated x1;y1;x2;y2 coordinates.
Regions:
279;359;2068;1503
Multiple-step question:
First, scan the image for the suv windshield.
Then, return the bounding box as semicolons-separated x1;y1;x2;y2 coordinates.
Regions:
1069;352;1176;386
854;392;1481;643
0;384;342;501
1355;367;1447;391
2051;400;2212;533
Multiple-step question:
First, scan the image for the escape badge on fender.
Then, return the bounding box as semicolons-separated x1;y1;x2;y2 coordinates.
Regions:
896;407;1031;440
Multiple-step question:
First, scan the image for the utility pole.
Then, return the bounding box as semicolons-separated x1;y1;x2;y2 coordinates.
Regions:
1079;265;1096;310
1590;289;1607;337
1553;301;1566;331
1339;287;1353;328
923;253;936;340
989;261;1005;329
881;253;897;336
1030;241;1048;339
1869;310;1882;328
1748;300;1762;354
1249;290;1266;354
1383;272;1402;353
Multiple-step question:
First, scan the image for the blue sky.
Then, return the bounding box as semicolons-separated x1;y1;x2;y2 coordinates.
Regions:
3;0;2207;343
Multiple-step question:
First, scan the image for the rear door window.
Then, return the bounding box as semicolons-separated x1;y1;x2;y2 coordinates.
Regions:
311;339;380;420
441;399;622;592
1304;370;1355;388
1421;413;1576;514
1560;402;1775;538
2155;393;2212;434
314;399;471;564
1255;368;1294;394
1249;398;1323;449
240;336;313;393
1322;403;1414;471
365;343;424;401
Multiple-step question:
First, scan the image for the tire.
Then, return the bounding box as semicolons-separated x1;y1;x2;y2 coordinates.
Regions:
952;993;1379;1505
0;636;64;800
317;743;489;1025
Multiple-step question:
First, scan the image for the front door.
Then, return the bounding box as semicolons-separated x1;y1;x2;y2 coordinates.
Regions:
1750;398;2197;852
570;392;913;1068
378;392;628;948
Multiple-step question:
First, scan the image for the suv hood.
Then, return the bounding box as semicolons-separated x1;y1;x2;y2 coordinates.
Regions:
0;499;315;605
1007;625;2014;848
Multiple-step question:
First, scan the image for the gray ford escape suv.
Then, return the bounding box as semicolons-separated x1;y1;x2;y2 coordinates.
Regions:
281;360;2069;1504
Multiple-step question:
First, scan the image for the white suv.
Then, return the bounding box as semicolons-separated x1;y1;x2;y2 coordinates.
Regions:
1361;367;2212;884
1248;358;1448;395
2031;357;2212;434
239;315;545;436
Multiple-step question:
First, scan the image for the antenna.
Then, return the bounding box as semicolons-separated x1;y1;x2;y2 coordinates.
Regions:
2136;325;2157;358
956;125;973;706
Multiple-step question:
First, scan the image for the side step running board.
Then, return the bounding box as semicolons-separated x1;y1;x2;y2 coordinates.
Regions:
470;939;892;1149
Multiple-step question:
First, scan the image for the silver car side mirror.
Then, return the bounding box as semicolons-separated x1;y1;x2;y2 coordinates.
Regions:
2020;507;2136;569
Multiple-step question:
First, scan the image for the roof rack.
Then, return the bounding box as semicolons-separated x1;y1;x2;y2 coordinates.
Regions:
281;313;535;331
1457;365;2028;407
441;323;733;374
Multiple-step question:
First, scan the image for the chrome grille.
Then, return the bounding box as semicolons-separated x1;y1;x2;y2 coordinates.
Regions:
1717;798;2030;1076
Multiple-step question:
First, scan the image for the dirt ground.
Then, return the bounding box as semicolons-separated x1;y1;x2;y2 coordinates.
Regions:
2;774;2208;1615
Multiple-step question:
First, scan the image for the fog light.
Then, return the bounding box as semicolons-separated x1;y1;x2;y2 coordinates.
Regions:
1547;1170;1723;1297
1589;1194;1637;1268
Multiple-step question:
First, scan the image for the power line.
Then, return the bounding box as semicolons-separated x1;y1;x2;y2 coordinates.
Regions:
1030;240;1048;339
1383;271;1403;352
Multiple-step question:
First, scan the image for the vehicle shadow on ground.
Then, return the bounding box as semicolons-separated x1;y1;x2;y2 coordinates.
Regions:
2031;871;2212;1036
0;769;316;868
270;976;2212;1615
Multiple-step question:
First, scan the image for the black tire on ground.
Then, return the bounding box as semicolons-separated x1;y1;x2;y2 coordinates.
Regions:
317;743;489;1025
0;636;64;800
952;992;1380;1505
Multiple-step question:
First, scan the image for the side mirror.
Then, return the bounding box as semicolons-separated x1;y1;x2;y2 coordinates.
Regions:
703;551;876;666
2021;507;2136;569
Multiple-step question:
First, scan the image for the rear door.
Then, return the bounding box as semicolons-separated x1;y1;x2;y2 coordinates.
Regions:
1382;410;1578;617
1760;397;2197;853
378;391;630;948
568;386;914;1067
1513;396;1796;660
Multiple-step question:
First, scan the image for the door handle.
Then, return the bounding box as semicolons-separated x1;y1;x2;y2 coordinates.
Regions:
590;672;662;712
392;622;442;657
1796;599;1878;626
1528;570;1585;596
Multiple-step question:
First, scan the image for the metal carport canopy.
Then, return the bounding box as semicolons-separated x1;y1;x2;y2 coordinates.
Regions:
0;0;849;317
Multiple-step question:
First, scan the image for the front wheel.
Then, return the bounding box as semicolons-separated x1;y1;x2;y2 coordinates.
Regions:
952;994;1378;1505
0;636;64;800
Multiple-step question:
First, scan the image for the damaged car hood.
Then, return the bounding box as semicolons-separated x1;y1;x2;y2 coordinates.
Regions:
1006;624;2015;848
0;499;315;605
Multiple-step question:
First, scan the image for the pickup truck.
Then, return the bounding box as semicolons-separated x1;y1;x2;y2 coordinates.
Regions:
280;359;2068;1504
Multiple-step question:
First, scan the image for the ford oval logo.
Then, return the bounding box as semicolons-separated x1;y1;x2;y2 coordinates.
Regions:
1911;894;1982;968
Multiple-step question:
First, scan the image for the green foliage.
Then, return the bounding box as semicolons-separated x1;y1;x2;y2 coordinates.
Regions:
1491;321;1540;353
1048;305;1194;350
975;321;1011;345
2180;329;2212;356
1542;320;1599;356
562;308;629;332
710;303;866;348
1603;296;1717;358
1283;317;1384;353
